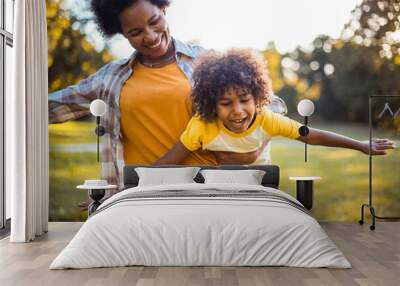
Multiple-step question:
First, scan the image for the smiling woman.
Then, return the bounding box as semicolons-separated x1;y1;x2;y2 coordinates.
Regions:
49;0;284;192
92;0;174;66
49;0;217;192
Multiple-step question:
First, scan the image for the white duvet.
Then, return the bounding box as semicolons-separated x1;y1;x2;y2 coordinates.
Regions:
50;183;351;269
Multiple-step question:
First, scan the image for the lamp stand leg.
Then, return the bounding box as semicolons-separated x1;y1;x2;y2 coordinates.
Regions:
97;133;100;162
359;204;377;230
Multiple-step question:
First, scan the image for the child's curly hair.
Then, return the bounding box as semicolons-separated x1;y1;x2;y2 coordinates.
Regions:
192;48;272;121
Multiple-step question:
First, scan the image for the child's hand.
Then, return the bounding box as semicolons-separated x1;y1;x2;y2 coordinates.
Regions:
360;138;394;155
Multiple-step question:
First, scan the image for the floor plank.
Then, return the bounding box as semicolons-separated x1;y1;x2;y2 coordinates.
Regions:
0;222;399;286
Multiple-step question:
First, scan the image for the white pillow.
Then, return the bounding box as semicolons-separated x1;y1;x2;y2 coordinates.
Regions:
135;167;201;186
200;169;266;185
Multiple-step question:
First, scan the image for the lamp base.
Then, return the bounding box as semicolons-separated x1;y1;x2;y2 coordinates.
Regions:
88;189;105;215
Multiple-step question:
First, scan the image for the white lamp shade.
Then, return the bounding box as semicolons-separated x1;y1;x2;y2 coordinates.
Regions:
90;99;107;117
297;99;315;117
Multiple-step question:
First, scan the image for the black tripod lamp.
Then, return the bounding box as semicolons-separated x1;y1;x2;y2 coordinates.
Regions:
297;99;315;162
90;99;107;162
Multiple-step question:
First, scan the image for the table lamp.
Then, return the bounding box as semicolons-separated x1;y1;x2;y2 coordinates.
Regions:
90;99;107;162
297;99;315;162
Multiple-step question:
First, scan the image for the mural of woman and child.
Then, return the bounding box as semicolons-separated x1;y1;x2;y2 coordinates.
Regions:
49;0;394;197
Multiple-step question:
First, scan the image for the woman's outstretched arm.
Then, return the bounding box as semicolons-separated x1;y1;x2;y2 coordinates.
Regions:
296;128;394;155
48;63;111;124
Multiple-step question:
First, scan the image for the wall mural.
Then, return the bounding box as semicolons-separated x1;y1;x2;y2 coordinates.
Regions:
48;0;400;222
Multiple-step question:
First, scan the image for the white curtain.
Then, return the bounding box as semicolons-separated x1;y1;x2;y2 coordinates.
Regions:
8;0;49;242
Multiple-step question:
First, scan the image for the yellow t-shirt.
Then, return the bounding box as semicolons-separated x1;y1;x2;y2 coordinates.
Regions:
180;108;302;164
120;62;216;165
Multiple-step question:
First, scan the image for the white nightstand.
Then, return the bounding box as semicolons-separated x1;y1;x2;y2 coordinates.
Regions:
289;176;321;210
77;180;117;216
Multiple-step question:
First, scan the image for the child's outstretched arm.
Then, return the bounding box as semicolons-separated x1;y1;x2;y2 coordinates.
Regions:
296;128;394;155
154;141;192;165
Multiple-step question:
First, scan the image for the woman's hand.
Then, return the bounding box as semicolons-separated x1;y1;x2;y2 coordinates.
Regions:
153;142;191;165
213;138;270;165
78;201;90;211
359;138;394;155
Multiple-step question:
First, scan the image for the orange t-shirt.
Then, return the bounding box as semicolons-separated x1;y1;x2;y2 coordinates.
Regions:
120;62;216;165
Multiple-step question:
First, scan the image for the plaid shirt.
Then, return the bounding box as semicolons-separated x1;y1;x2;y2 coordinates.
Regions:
49;38;286;194
49;39;205;193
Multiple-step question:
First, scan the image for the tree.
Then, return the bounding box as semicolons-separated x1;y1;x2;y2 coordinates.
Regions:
261;43;299;116
275;1;400;123
283;35;400;123
47;0;114;93
343;0;400;59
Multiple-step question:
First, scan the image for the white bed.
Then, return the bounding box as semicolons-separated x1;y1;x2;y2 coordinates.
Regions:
50;181;351;269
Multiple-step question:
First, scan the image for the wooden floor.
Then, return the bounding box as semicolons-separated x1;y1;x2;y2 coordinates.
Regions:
0;222;399;286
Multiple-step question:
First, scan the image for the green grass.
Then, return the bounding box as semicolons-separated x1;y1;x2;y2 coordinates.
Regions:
49;120;96;145
49;121;100;221
49;121;400;222
273;138;400;221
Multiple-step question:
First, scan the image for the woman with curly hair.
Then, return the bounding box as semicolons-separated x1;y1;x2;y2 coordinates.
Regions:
155;48;394;165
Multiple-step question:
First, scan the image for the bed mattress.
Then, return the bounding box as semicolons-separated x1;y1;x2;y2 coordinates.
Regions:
50;183;351;269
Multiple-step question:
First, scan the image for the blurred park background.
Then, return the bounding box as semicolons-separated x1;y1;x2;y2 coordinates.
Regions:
47;0;400;221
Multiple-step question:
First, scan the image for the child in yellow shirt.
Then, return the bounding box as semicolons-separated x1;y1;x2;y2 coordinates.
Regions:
155;48;393;165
